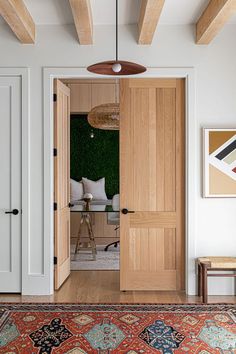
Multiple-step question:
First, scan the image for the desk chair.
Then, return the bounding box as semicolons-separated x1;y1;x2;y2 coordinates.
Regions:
104;194;120;252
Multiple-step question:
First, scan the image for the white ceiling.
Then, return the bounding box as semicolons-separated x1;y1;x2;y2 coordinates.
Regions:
23;0;209;25
2;0;236;26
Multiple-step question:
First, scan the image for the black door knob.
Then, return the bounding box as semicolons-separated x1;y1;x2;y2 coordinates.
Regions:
121;208;135;214
5;209;19;215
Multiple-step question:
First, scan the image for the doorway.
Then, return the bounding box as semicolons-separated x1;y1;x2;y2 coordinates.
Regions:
53;75;187;293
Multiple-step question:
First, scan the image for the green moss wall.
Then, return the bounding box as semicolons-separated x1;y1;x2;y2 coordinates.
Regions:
70;115;119;198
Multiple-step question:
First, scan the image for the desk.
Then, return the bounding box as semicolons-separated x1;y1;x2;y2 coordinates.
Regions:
70;202;116;260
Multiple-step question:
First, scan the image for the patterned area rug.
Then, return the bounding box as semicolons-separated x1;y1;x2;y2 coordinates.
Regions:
0;303;236;353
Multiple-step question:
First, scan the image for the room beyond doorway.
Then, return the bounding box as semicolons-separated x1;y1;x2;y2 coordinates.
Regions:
70;113;120;272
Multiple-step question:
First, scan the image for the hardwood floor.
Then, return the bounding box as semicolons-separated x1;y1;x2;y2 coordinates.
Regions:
0;271;236;303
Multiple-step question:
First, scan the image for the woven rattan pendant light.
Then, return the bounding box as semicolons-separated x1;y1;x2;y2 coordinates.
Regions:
88;79;119;130
87;0;146;76
88;102;119;130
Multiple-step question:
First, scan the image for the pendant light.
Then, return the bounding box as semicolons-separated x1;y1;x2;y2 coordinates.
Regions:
87;0;146;76
88;79;119;130
88;103;119;130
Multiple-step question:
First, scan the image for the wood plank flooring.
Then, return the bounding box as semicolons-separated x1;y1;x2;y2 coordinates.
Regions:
0;271;235;303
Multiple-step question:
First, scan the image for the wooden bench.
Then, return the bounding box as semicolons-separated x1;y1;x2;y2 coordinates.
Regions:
197;257;236;303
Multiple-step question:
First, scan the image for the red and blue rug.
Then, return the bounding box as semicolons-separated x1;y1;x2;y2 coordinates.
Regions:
0;303;236;353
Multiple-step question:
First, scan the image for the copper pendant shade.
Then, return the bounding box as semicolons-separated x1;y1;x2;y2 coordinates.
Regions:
87;60;146;76
87;0;146;76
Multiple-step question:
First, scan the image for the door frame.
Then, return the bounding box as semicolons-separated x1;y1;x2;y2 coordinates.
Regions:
0;67;30;293
43;67;196;295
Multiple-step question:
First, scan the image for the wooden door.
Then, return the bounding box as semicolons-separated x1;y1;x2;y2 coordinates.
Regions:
54;79;71;289
91;83;117;107
69;83;91;113
0;76;21;292
120;78;185;291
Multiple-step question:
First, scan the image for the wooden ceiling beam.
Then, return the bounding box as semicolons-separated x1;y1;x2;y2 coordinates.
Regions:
196;0;236;44
138;0;165;45
69;0;93;45
0;0;35;43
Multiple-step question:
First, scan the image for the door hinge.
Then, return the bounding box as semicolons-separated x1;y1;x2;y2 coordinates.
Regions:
53;148;57;157
54;202;57;211
54;256;57;265
53;93;57;102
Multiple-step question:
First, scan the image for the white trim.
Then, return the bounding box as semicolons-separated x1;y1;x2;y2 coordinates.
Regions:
43;67;197;295
0;67;30;294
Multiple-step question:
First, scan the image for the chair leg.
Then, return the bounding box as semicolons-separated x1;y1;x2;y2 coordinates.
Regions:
104;241;120;252
202;263;208;304
198;263;202;297
104;224;119;251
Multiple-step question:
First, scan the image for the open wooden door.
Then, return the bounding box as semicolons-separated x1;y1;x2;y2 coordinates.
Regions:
54;79;70;289
120;78;185;291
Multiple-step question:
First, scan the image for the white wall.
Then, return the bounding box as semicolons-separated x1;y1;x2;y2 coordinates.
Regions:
0;23;236;295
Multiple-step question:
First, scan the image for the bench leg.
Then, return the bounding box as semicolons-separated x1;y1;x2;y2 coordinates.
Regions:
202;263;208;304
198;263;202;297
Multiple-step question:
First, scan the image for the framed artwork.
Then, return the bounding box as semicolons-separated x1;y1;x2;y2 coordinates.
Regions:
203;128;236;197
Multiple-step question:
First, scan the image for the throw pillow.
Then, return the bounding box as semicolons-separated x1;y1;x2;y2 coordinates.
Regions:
82;177;108;200
70;179;84;201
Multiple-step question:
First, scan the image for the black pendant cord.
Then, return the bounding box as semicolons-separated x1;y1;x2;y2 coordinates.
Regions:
116;0;118;62
86;0;146;75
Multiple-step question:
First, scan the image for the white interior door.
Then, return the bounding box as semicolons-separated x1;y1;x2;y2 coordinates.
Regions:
0;76;21;292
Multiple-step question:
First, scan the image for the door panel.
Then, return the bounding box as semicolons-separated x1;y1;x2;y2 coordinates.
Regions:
91;83;117;107
54;208;70;288
0;77;21;292
54;79;71;290
120;78;185;291
69;83;91;113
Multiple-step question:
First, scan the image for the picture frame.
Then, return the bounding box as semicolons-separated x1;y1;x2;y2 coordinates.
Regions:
203;128;236;198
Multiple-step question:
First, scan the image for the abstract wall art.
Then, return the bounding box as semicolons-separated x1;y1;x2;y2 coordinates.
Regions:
203;128;236;197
